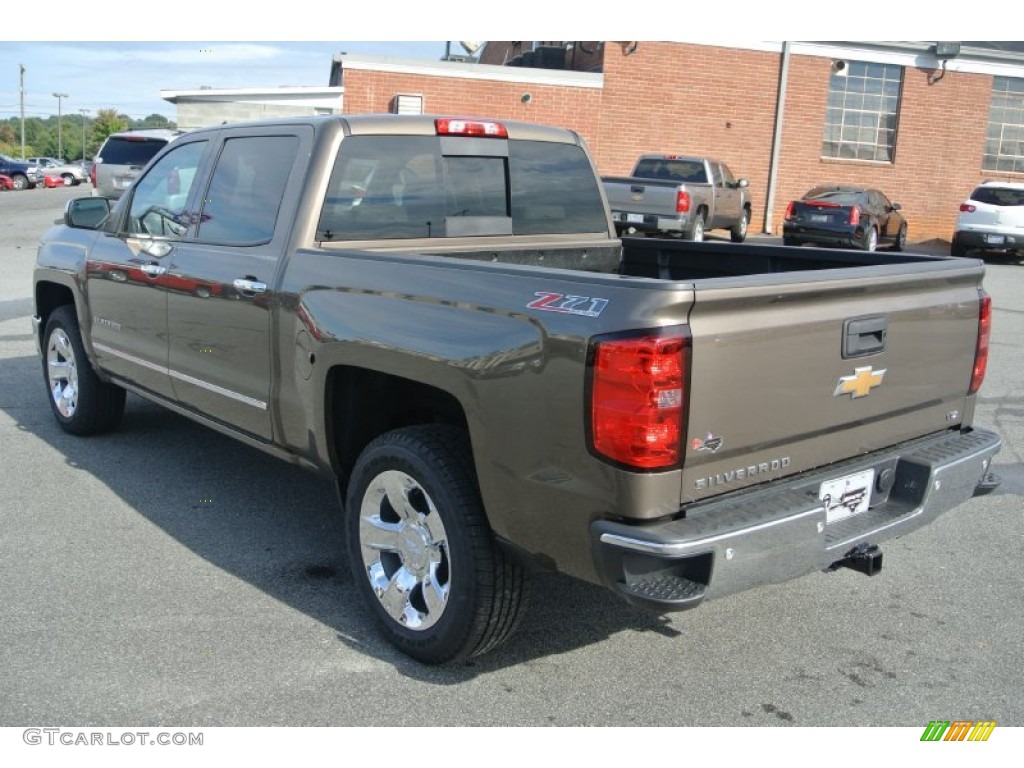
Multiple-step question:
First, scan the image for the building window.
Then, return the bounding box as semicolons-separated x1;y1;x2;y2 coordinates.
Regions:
984;76;1024;173
822;61;903;162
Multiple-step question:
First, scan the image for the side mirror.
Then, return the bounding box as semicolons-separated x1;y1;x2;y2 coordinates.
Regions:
738;178;749;188
891;202;902;211
65;197;111;229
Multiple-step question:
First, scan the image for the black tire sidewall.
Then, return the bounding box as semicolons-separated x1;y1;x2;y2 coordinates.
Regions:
42;306;124;435
345;427;488;664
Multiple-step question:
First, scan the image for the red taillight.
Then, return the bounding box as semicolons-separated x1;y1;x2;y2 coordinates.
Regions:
849;206;861;226
676;189;691;214
435;118;508;138
784;201;795;220
960;203;976;213
969;291;991;395
589;331;690;470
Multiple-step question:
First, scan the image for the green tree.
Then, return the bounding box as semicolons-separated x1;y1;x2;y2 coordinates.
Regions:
89;108;129;150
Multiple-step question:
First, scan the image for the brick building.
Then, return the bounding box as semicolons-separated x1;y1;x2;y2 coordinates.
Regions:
331;41;1024;243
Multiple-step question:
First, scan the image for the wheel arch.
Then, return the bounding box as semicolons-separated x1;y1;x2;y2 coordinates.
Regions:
325;364;471;495
34;280;76;347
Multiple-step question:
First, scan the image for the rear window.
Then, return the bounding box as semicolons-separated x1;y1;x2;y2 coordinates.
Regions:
803;188;863;205
98;137;169;165
317;135;608;241
632;158;708;184
969;186;1024;206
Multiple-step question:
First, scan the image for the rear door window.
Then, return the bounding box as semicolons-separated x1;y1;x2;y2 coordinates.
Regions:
99;137;169;166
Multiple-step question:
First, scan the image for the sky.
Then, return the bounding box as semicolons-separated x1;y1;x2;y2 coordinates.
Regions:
0;41;447;123
4;0;1004;125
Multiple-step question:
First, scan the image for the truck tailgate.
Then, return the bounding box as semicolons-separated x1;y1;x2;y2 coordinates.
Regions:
602;176;682;215
681;263;985;504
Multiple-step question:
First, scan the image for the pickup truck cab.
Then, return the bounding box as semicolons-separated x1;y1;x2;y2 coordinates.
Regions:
603;154;751;242
33;115;1000;664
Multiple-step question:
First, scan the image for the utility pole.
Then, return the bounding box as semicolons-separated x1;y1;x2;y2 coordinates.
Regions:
79;109;90;162
53;93;69;159
19;64;26;159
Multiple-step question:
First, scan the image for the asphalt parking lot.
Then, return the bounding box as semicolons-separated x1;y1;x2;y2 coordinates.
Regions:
1;185;1021;727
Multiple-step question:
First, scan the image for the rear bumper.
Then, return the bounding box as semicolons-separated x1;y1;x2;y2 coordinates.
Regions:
954;229;1022;252
783;223;863;247
592;428;1001;611
611;210;689;233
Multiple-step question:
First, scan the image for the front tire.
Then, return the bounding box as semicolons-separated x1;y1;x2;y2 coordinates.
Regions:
61;173;75;186
730;208;750;243
43;306;125;435
345;425;526;664
11;173;28;190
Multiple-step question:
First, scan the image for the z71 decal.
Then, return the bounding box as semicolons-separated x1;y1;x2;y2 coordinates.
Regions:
527;292;609;318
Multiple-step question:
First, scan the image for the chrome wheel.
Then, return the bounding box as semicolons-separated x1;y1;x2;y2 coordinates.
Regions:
47;328;79;418
863;227;878;252
688;214;705;242
359;469;450;631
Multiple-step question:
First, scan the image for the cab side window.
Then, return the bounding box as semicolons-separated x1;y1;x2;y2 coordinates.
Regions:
127;141;207;237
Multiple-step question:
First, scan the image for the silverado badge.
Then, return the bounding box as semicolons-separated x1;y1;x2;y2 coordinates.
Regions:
834;366;886;399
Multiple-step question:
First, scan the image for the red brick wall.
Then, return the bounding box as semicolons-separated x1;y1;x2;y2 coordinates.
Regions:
597;42;781;234
773;56;995;241
341;68;603;155
341;45;1018;242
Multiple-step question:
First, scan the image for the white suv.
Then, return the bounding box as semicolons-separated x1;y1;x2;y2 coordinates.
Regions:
952;181;1024;259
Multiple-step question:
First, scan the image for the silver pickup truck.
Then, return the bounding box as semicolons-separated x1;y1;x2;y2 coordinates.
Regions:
603;154;751;242
33;115;999;664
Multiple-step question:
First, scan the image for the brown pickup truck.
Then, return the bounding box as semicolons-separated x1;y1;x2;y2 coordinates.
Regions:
33;115;1000;664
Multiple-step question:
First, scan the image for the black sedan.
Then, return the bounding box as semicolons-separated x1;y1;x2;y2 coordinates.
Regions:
782;186;908;251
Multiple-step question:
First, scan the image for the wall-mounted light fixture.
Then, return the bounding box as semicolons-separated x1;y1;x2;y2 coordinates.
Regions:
929;41;961;85
521;93;532;104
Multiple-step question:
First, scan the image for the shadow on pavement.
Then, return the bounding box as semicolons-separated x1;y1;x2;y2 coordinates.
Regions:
2;352;679;681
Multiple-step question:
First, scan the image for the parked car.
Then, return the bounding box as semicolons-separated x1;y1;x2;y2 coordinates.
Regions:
783;186;908;251
27;157;86;186
0;153;44;189
603;154;752;242
951;181;1024;260
0;173;14;190
92;129;183;198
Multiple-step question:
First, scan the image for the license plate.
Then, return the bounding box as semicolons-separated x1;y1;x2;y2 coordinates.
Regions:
626;213;644;224
820;469;875;524
986;234;1005;245
809;214;829;223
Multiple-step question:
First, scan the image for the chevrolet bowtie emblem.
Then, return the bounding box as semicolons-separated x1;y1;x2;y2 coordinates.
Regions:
834;366;886;398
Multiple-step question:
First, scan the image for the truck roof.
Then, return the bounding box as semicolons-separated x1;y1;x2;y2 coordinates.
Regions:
179;114;582;145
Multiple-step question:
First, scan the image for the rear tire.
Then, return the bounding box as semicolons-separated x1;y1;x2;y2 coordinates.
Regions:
61;173;75;186
892;225;907;252
861;226;878;252
730;208;750;243
43;305;125;435
684;211;706;242
950;233;968;258
345;425;527;664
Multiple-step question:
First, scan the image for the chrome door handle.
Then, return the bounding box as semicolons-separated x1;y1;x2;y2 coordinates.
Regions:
140;263;166;277
234;278;267;295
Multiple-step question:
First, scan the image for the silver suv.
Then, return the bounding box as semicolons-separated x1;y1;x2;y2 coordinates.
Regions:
952;181;1024;260
92;129;183;199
